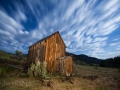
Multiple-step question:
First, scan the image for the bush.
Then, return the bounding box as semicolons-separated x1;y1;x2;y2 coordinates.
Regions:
27;61;47;78
27;68;34;77
0;66;14;77
34;61;41;77
118;68;120;72
94;65;98;70
0;67;6;77
41;61;47;79
27;63;35;77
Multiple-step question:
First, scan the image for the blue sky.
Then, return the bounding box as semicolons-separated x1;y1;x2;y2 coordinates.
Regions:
0;0;120;59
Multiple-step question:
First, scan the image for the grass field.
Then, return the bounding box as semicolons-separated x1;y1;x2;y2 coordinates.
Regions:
0;63;120;90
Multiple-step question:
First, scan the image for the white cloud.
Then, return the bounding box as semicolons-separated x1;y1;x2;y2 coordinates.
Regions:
0;8;31;53
110;42;120;46
24;31;29;34
93;37;108;42
84;36;92;44
100;51;120;59
18;30;29;35
63;0;84;20
104;0;119;10
116;46;120;50
112;38;120;41
0;0;120;58
18;30;24;35
15;10;27;22
0;10;23;30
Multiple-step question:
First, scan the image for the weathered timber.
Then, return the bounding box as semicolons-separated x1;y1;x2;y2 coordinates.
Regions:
60;76;74;84
7;64;23;71
27;31;73;74
57;56;73;76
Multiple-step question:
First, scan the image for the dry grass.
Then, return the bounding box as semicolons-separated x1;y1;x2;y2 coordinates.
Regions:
0;63;120;90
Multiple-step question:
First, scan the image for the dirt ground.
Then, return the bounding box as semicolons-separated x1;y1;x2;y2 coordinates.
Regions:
0;64;120;90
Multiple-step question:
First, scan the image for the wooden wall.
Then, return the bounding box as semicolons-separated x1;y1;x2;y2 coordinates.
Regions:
56;56;73;76
45;32;66;72
27;32;66;73
27;41;46;67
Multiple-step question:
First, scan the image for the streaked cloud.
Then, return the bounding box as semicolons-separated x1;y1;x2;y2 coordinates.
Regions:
0;0;120;59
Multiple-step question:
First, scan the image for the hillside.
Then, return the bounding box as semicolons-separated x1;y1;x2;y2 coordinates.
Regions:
0;50;13;58
0;50;27;65
0;50;119;67
0;50;102;65
66;52;102;65
0;50;27;58
100;56;120;68
0;50;120;90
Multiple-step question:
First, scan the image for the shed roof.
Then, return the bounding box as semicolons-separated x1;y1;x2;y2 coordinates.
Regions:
29;31;66;48
57;56;70;60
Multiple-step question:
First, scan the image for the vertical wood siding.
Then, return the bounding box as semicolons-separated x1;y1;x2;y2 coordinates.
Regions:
57;56;73;76
27;32;72;74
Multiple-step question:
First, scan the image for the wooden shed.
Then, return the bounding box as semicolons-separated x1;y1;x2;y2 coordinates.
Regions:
27;31;73;75
56;56;73;76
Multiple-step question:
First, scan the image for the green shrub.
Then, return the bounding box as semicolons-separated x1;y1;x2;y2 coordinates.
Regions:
34;61;41;77
27;61;47;78
27;68;34;77
0;65;15;77
0;66;7;77
118;68;120;72
93;65;98;70
41;61;47;79
0;67;5;76
30;62;35;71
27;62;35;77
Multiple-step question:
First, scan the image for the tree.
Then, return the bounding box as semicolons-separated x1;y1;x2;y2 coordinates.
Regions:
15;50;23;60
15;50;22;56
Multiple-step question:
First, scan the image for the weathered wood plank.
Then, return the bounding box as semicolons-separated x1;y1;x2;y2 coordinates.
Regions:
27;31;69;73
57;56;73;76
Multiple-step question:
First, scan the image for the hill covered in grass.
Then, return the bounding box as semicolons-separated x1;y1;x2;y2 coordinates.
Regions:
66;52;120;68
66;52;102;65
0;50;27;66
0;50;27;59
100;56;120;68
0;50;14;61
0;50;119;68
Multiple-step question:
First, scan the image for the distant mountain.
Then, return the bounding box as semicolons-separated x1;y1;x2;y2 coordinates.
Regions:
66;52;102;65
